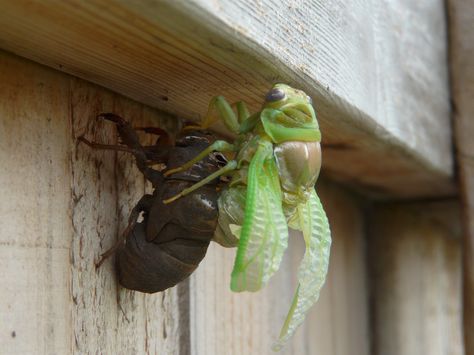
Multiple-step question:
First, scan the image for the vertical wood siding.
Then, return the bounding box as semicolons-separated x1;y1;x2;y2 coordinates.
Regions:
0;49;463;354
448;1;474;352
370;202;464;355
0;51;183;354
0;50;371;354
0;46;72;355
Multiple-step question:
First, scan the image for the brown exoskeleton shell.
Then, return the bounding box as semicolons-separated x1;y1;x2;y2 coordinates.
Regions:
79;114;225;293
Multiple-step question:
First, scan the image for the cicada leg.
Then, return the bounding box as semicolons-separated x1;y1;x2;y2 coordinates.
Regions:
163;140;235;177
134;126;168;136
163;160;238;204
78;136;142;155
78;114;168;186
96;194;154;267
186;96;249;135
234;101;250;124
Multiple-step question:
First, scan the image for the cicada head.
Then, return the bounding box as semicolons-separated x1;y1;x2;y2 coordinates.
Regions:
260;84;321;144
264;83;310;106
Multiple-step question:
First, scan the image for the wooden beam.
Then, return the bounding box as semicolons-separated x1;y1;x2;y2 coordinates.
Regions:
447;1;474;353
0;0;455;199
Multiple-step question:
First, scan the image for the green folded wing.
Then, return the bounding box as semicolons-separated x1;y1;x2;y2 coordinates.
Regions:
231;140;289;292
273;188;331;350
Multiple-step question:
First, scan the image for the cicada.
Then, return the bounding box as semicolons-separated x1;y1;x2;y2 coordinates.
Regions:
163;84;331;349
79;114;226;292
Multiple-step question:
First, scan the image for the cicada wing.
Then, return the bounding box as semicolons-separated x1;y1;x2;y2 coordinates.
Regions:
273;188;331;350
230;140;289;292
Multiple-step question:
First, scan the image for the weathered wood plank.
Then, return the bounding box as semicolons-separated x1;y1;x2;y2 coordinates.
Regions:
0;51;72;354
0;51;183;354
189;181;370;354
71;74;183;355
0;0;454;198
447;1;474;353
369;201;464;355
0;49;372;354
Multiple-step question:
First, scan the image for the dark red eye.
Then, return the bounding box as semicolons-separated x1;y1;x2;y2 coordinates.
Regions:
265;88;286;102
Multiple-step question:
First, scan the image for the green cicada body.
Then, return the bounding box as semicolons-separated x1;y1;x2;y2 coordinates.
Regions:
163;84;331;350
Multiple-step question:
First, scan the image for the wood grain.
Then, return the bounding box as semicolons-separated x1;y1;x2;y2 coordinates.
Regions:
189;181;370;355
447;1;474;353
0;0;455;199
0;49;372;354
369;201;464;355
0;46;72;355
0;51;183;354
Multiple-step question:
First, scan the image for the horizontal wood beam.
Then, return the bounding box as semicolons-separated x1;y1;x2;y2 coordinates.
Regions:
0;0;455;198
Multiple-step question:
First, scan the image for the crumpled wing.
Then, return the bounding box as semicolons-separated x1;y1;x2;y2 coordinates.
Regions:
273;188;331;350
230;140;289;292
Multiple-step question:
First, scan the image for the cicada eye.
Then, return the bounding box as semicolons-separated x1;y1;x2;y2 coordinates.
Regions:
265;88;286;102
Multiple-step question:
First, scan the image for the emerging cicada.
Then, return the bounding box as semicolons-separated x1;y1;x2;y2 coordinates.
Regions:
164;84;332;349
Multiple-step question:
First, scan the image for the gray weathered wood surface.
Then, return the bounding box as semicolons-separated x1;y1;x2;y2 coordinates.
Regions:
0;0;454;198
448;0;474;353
0;51;184;354
0;0;465;352
369;201;464;355
0;50;372;354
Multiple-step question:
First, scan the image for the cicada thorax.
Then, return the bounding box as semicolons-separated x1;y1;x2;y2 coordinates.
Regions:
273;140;321;211
212;135;260;248
145;132;223;241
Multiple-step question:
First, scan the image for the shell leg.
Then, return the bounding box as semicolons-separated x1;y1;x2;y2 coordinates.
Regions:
163;140;235;177
95;194;154;267
163;160;237;204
